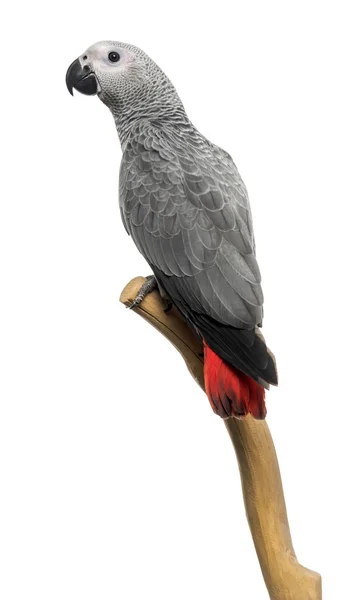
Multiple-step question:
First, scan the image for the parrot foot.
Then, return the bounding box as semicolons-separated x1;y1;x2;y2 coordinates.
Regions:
128;276;157;310
163;301;173;313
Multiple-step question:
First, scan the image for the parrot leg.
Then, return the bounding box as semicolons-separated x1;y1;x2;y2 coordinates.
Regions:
157;281;173;312
129;276;173;312
128;275;157;309
163;300;173;313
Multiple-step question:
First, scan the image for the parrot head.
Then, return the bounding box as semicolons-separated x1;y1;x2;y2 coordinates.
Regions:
66;41;183;122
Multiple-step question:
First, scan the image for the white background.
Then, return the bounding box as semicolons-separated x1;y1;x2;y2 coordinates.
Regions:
1;1;349;598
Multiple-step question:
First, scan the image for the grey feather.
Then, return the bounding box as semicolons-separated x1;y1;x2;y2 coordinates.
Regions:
67;39;277;389
119;120;263;328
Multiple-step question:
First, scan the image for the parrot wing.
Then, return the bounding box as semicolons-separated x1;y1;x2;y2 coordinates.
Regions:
119;123;277;386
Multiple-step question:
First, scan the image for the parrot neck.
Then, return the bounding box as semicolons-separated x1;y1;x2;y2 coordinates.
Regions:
113;99;190;148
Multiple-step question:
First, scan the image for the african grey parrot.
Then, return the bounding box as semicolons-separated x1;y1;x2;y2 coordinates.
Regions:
66;41;278;419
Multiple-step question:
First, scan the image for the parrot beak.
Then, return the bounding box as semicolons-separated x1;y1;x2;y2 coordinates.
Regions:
66;58;98;96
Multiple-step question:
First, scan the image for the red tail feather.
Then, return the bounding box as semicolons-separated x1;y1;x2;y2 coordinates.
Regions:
203;342;266;420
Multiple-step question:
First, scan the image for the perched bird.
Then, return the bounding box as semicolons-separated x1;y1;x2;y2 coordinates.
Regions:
66;41;278;419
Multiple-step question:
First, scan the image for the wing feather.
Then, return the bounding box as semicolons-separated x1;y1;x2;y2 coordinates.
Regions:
119;122;263;328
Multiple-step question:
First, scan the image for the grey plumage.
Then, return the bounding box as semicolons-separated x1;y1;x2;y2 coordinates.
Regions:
120;121;263;329
66;41;278;391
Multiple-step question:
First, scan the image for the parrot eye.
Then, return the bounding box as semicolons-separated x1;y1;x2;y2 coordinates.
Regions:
108;52;120;63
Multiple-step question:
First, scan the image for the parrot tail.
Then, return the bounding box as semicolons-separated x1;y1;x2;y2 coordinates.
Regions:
203;341;266;420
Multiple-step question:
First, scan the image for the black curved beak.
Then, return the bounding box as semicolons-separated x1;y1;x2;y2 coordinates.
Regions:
66;58;97;96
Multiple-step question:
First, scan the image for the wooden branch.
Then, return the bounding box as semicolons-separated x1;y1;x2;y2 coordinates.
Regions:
120;276;322;600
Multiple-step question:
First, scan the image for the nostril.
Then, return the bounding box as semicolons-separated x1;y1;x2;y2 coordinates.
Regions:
83;55;87;60
83;65;90;72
